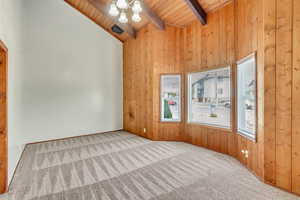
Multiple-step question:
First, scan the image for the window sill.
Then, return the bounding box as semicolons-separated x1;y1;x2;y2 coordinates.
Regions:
237;130;257;143
187;122;233;133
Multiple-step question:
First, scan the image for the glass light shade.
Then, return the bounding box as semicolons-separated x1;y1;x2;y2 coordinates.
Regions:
132;13;141;22
119;12;128;23
132;0;142;13
109;3;119;17
116;0;128;9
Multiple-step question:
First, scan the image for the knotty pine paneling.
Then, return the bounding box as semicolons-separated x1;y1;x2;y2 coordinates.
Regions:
123;0;300;196
123;27;154;139
151;27;184;141
262;0;300;193
262;0;300;194
275;0;293;191
292;0;300;194
124;25;185;141
183;0;265;178
263;0;277;185
183;3;237;158
235;0;264;178
124;0;261;175
66;0;233;41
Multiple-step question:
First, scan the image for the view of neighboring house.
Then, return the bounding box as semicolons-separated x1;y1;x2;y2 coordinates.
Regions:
188;68;231;128
192;70;230;106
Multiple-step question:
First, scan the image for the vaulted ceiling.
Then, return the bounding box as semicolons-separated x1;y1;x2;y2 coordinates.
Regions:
64;0;232;41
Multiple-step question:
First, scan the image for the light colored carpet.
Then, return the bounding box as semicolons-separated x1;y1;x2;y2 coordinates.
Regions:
0;194;7;200
8;131;300;200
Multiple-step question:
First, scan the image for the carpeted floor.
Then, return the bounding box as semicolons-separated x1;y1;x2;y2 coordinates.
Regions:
0;194;7;200
8;131;300;200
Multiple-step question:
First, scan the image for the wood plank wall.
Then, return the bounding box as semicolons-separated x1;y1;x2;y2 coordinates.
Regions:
183;2;238;158
235;0;264;179
262;0;276;186
123;27;154;139
292;0;300;194
124;26;185;141
275;0;293;191
123;0;300;195
263;0;300;194
182;0;264;178
151;27;184;141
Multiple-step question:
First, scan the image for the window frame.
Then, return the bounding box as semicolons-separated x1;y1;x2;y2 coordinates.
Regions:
160;73;182;123
236;52;258;142
187;66;233;131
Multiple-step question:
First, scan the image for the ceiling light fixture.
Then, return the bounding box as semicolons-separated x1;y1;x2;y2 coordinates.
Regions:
116;0;129;9
109;0;143;24
132;13;141;22
132;0;142;13
109;3;119;16
119;11;128;23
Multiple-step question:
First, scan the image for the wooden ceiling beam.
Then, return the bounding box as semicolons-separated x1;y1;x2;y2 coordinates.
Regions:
88;0;137;38
141;2;165;30
183;0;207;25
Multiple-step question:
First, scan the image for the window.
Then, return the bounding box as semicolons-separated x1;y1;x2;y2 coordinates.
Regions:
188;67;231;129
237;53;257;140
160;74;181;122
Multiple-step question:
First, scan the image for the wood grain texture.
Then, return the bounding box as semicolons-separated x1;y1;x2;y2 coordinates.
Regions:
123;0;262;175
182;0;207;25
151;27;184;141
123;1;259;164
255;0;264;180
123;25;184;141
263;0;276;185
141;1;165;30
0;40;7;194
143;0;231;28
292;0;300;195
123;0;300;196
235;0;264;178
183;3;237;157
65;0;232;41
123;26;154;139
275;0;293;191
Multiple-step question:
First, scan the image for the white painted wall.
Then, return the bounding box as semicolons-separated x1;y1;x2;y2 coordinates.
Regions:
0;0;123;183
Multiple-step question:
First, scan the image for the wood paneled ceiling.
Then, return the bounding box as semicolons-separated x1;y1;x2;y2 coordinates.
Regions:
64;0;232;41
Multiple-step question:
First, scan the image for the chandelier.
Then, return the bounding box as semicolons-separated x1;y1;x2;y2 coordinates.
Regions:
109;0;143;23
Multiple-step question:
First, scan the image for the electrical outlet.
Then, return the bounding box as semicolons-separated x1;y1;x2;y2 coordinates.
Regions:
241;149;249;158
143;128;147;133
245;150;249;158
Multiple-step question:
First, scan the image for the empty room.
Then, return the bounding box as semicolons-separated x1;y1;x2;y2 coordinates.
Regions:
0;0;300;199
